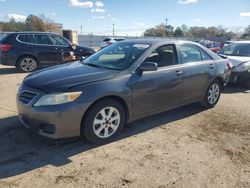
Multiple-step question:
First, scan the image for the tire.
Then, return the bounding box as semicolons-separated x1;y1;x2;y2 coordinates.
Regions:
201;80;222;108
17;56;38;72
82;99;125;144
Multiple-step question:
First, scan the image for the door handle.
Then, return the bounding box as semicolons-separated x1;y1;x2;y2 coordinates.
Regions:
175;70;183;76
209;64;215;69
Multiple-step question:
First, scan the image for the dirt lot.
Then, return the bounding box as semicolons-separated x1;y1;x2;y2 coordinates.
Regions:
0;65;249;188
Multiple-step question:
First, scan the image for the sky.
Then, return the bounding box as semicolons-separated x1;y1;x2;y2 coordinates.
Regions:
0;0;250;36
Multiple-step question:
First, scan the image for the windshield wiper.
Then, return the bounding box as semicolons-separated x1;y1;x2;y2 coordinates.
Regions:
84;63;105;69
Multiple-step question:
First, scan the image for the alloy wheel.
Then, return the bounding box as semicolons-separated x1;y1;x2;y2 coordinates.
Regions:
20;58;37;72
207;83;220;105
93;107;120;138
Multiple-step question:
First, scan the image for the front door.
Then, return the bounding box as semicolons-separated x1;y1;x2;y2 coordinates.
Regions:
49;34;76;63
132;44;184;117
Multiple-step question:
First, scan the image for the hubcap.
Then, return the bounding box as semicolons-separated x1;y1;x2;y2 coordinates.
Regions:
93;107;120;138
208;83;220;105
20;58;37;72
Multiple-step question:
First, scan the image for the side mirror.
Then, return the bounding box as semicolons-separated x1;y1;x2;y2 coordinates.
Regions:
139;62;158;72
70;43;77;50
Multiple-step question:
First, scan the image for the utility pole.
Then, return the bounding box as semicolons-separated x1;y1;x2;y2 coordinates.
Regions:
112;24;115;37
80;25;83;35
165;18;168;27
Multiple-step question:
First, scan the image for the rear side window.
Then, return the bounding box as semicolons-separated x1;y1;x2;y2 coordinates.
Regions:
179;43;212;63
18;34;35;43
200;49;213;61
34;35;51;45
0;33;7;41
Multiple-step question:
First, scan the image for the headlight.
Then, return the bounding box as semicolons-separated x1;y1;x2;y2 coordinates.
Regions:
34;92;82;107
233;62;250;72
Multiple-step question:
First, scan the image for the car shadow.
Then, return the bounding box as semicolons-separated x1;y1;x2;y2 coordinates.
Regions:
223;85;250;94
0;103;204;179
0;67;21;75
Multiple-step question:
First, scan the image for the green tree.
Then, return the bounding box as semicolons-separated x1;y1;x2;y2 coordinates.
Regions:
25;15;47;31
181;24;189;36
173;27;184;37
241;25;250;39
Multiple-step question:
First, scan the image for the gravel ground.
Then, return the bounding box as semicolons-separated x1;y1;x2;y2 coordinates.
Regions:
0;65;249;188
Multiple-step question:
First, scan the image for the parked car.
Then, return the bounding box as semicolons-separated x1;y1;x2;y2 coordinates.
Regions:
199;41;222;53
218;41;250;87
17;40;231;143
0;32;95;72
224;41;233;47
101;37;126;48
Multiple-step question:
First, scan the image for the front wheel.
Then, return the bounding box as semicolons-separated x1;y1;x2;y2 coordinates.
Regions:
201;80;221;108
17;56;38;72
82;99;125;143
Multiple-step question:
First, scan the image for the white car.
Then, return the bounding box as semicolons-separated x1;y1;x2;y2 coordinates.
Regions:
219;41;250;87
101;37;126;48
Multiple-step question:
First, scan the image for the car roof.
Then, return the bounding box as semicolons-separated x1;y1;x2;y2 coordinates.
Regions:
120;39;194;45
1;32;60;35
232;41;250;44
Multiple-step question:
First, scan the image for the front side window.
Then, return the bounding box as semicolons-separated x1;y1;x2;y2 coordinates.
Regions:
34;35;51;45
179;44;203;63
18;34;35;43
220;43;250;57
50;35;70;46
144;44;178;67
84;42;150;70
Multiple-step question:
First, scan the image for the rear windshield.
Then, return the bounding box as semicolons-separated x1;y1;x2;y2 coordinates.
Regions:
103;38;111;42
220;43;250;57
114;39;125;42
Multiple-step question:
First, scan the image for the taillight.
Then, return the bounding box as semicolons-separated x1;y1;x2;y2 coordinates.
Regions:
107;41;113;45
0;44;12;52
227;62;233;70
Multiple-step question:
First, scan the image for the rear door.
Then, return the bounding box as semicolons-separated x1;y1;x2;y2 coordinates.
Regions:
132;44;184;117
33;34;62;66
177;43;216;103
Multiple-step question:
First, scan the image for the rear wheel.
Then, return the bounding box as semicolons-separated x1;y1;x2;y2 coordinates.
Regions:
82;99;125;143
17;56;38;72
201;80;221;108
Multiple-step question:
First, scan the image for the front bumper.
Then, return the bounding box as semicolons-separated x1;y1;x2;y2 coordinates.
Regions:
17;85;91;139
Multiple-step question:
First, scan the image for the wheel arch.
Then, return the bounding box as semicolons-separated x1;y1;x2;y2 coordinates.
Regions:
16;54;39;67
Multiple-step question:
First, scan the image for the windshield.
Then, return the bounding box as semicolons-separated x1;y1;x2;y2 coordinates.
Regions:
220;43;250;57
83;42;150;70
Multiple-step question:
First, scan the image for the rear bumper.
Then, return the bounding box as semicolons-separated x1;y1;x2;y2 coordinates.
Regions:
0;53;16;66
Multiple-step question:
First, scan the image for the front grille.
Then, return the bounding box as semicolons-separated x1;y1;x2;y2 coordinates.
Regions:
19;91;38;104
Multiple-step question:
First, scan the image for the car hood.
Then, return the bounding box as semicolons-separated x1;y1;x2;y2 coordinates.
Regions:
226;56;250;67
76;45;95;53
24;62;118;92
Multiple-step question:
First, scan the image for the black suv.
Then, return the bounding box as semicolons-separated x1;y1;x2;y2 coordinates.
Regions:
0;32;95;72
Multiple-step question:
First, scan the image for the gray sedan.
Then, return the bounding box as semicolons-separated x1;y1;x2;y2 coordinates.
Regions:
17;40;231;143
